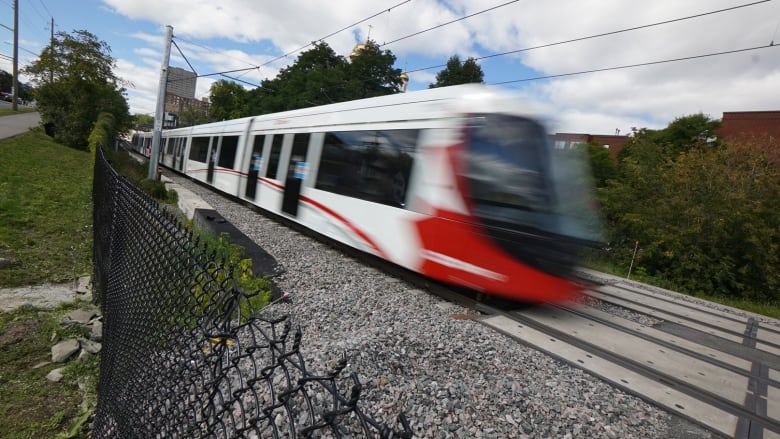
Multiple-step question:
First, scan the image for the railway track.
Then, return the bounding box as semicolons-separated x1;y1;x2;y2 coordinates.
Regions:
478;270;780;439
160;166;780;438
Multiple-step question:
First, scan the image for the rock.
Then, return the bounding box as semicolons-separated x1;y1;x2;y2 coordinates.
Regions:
63;309;97;325
32;361;52;369
90;321;103;341
46;367;66;382
78;349;91;361
51;339;80;362
0;257;11;269
79;338;102;354
76;275;91;294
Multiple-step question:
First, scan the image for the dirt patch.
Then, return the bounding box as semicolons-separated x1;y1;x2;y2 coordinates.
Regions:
0;319;42;348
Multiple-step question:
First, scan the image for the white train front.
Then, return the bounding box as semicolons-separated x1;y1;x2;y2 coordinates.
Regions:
130;84;602;303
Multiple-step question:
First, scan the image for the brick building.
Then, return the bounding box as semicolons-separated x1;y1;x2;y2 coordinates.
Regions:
719;111;780;143
162;67;210;127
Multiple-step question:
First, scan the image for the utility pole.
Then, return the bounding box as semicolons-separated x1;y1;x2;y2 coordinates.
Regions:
12;0;18;111
148;25;173;180
50;17;54;83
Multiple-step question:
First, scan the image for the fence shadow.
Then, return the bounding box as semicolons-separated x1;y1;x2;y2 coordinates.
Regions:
91;147;411;438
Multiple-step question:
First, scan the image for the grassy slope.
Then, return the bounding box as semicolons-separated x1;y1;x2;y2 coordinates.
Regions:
0;130;93;287
0;129;96;438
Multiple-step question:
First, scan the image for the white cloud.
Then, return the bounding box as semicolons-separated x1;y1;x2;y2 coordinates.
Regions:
18;0;777;134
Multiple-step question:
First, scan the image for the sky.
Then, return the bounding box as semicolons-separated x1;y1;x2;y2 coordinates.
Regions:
2;0;780;135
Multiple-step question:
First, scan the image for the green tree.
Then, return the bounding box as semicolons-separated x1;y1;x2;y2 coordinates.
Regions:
23;30;129;148
598;116;779;300
249;41;350;114
342;39;403;99
429;55;485;88
132;113;154;130
208;79;249;121
580;142;618;188
178;105;210;127
0;69;11;92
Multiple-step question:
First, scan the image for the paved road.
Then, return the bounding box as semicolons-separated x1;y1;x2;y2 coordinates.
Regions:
0;112;41;140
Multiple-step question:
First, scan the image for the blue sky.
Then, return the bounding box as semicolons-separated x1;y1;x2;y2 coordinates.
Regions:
3;0;780;134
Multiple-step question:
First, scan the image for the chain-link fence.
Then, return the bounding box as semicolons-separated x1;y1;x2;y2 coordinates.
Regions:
91;147;412;438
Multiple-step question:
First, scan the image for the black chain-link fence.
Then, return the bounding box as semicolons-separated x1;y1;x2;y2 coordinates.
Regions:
91;147;412;438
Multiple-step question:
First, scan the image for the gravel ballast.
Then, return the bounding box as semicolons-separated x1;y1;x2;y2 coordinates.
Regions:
168;174;714;438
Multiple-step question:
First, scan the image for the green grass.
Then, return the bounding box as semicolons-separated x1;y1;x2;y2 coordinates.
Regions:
0;108;37;117
0;129;93;288
0;127;96;438
582;257;780;319
0;302;99;439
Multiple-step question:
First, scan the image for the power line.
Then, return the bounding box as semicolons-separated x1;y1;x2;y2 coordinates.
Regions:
36;0;52;18
261;0;412;67
171;36;262;70
490;43;779;86
404;0;772;74
171;39;198;76
379;0;519;47
172;0;413;79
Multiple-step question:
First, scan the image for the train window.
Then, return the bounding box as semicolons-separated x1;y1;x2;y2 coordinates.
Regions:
288;133;310;175
266;135;284;180
315;129;418;207
463;114;550;221
189;136;210;162
217;135;239;169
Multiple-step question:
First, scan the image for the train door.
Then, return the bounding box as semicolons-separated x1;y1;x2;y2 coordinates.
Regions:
281;133;310;217
245;135;266;200
173;138;180;170
206;136;218;184
177;137;186;171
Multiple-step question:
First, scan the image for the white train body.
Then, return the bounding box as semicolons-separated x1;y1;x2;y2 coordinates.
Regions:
131;84;600;302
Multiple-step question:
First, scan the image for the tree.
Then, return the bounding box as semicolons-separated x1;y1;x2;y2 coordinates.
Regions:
597;114;779;300
342;39;403;99
213;40;403;118
132;114;154;131
249;41;350;114
581;142;618;188
23;30;129;148
429;55;484;88
208;79;249;121
0;70;11;92
178;105;210;127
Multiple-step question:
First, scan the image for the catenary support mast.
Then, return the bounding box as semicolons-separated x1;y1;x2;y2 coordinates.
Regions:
148;25;173;180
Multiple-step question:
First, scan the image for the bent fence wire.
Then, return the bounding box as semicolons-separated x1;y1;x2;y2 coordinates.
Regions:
91;148;412;438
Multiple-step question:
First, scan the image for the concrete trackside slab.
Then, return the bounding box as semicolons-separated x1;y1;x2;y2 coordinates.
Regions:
481;314;739;438
193;208;282;300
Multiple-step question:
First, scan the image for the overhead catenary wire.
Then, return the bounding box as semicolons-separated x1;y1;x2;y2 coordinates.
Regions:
171;39;198;76
170;0;412;80
379;0;519;47
257;0;412;69
164;0;775;98
403;0;772;74
490;43;780;86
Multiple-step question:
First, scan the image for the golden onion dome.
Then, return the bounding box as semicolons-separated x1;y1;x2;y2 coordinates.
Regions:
350;43;367;59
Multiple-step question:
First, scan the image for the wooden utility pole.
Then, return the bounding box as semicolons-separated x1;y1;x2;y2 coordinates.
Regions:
12;0;18;111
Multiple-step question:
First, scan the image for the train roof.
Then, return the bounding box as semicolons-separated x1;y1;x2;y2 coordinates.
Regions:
163;84;541;135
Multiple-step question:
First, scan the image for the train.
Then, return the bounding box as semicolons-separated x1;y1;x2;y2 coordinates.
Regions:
129;84;602;303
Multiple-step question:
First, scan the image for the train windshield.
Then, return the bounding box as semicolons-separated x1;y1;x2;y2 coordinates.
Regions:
462;114;602;244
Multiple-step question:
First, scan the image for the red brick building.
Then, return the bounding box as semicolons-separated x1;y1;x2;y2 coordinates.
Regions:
719;111;780;143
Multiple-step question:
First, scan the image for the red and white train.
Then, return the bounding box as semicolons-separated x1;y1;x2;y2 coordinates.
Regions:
130;84;601;303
